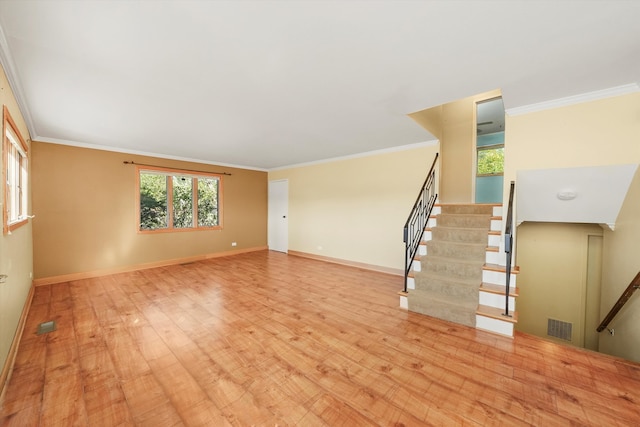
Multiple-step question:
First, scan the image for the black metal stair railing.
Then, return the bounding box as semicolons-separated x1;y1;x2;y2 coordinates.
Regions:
502;181;515;317
403;153;438;292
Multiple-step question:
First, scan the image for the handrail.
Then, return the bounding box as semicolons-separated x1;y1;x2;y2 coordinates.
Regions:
597;271;640;332
403;153;439;292
502;181;515;317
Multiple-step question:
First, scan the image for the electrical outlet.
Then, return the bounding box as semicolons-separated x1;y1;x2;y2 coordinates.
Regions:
231;242;237;247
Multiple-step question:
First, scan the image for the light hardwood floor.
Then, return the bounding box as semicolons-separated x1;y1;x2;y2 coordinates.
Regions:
1;250;639;426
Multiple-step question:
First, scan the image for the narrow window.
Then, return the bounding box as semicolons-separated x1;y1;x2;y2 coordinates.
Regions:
197;177;219;227
3;106;29;234
476;145;504;176
139;171;168;230
137;167;222;232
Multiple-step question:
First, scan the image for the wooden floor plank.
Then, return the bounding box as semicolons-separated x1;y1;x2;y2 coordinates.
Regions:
2;250;640;425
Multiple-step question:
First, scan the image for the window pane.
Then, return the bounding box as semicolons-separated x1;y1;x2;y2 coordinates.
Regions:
477;147;504;175
19;155;27;217
172;176;193;228
6;142;24;223
8;144;17;221
197;178;218;227
140;173;168;230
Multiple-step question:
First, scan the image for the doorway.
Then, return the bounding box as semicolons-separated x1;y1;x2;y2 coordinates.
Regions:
583;235;603;351
475;97;505;203
515;222;603;348
268;179;288;253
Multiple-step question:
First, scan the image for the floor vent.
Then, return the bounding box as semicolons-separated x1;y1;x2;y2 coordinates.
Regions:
547;318;572;341
37;320;57;335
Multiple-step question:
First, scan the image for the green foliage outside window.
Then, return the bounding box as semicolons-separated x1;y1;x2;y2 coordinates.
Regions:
477;147;504;175
140;173;168;230
139;170;219;231
197;178;219;227
172;176;193;228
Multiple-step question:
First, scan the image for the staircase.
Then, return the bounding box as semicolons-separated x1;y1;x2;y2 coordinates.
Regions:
400;203;519;337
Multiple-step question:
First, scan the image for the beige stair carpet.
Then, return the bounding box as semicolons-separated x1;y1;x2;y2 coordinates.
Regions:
408;204;493;327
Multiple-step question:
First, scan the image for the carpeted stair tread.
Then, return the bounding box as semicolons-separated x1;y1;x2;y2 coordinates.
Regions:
409;288;478;308
433;225;490;230
438;204;495;215
431;226;489;244
436;213;493;229
425;240;486;247
420;256;484;281
438;213;493;217
415;270;480;288
421;255;485;268
425;240;486;261
414;274;480;300
407;290;477;327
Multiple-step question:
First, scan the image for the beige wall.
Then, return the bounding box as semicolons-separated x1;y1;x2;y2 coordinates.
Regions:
409;104;443;141
504;92;640;189
0;66;33;381
508;92;640;360
410;89;501;203
515;222;603;347
600;168;640;362
439;98;474;203
31;142;267;279
268;143;439;271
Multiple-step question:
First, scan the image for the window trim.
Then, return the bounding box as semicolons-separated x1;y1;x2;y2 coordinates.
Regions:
136;165;223;233
3;105;29;234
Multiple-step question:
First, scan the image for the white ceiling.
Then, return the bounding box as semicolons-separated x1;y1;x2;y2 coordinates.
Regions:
0;1;639;170
517;164;639;230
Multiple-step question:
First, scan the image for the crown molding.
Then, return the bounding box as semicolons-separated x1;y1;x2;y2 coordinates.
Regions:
506;83;640;117
268;139;439;171
35;135;438;174
0;24;37;138
34;137;269;172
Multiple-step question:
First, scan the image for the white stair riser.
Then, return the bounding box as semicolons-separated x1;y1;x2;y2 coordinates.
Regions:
418;245;427;256
476;315;514;337
399;295;408;309
407;277;415;290
412;259;421;272
488;234;500;247
427;217;437;228
423;230;432;241
485;251;504;265
479;292;516;310
432;206;441;215
483;270;517;287
491;253;515;268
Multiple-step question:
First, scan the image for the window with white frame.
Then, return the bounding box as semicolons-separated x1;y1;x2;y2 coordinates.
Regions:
3;106;29;234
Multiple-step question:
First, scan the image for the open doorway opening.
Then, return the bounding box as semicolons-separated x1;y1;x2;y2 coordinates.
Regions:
475;97;505;203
